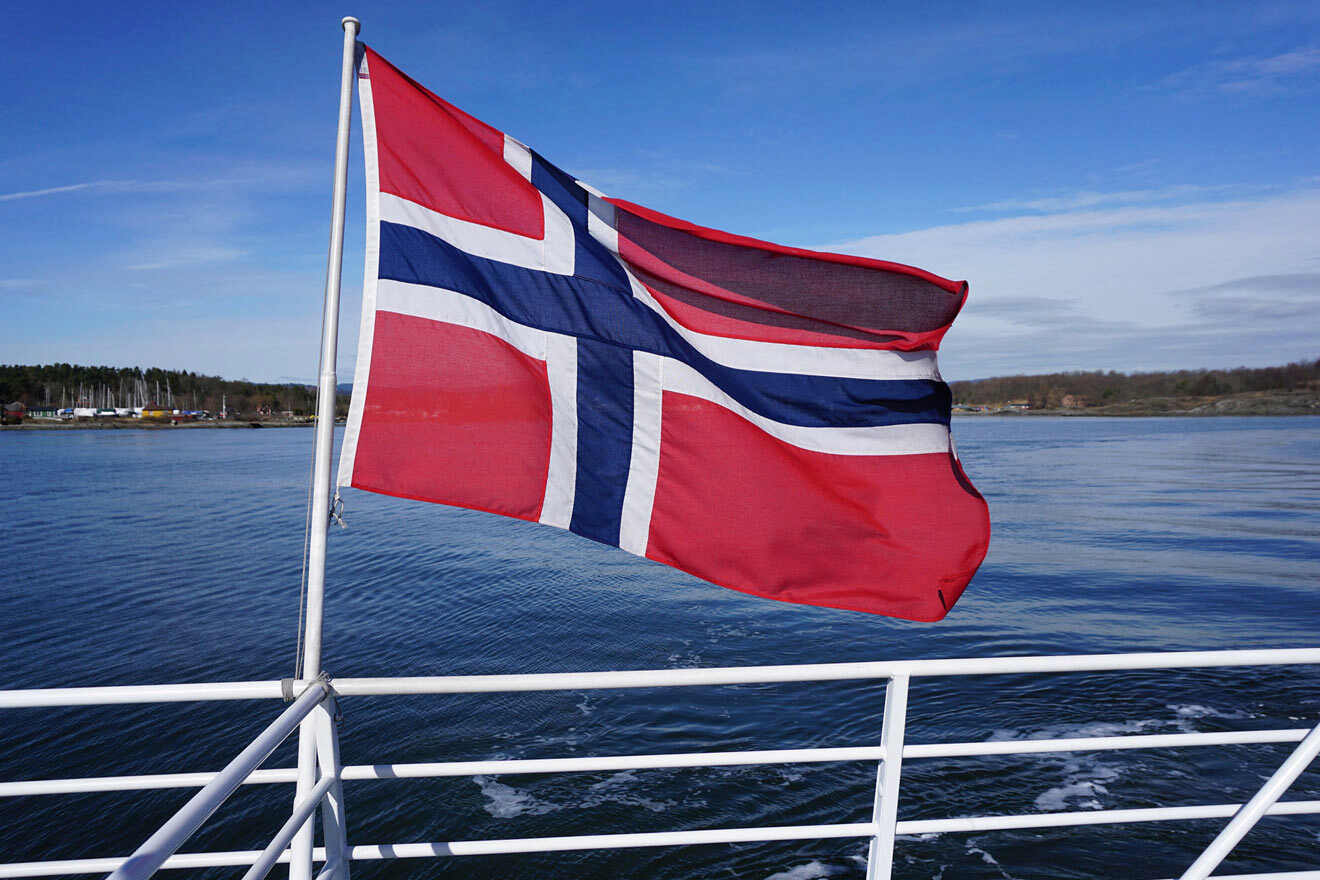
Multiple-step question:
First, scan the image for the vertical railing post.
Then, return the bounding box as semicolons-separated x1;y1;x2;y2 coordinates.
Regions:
1179;718;1320;880
313;696;349;880
866;674;909;880
289;727;319;880
292;16;360;880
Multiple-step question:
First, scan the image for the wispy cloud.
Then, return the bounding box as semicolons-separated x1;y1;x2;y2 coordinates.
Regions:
1191;294;1318;323
0;180;133;202
830;184;1320;376
1172;272;1320;297
1160;47;1320;96
0;163;324;205
1111;159;1162;177
683;9;1181;99
573;167;692;196
572;150;742;199
955;183;1245;214
1174;273;1320;323
125;246;246;271
0;278;48;298
963;296;1136;333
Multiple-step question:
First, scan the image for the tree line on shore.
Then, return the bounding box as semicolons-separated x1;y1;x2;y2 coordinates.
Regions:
950;359;1319;409
0;363;349;418
4;359;1316;417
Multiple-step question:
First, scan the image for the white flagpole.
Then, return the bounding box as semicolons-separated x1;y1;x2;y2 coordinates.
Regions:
291;16;360;880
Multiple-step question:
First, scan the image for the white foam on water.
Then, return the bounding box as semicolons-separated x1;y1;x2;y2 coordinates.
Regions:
1167;703;1251;720
965;837;1022;880
473;770;701;818
987;718;1157;742
990;702;1258;744
1034;778;1110;811
472;776;561;818
585;769;644;793
762;861;843;880
579;770;679;813
775;766;805;782
1033;758;1121;811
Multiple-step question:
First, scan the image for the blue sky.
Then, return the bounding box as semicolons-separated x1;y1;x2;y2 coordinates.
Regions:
3;0;1317;381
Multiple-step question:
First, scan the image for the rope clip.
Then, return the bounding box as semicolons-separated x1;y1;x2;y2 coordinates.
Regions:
329;493;347;529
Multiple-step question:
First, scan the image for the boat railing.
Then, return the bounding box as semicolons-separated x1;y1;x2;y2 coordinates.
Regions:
2;647;1319;880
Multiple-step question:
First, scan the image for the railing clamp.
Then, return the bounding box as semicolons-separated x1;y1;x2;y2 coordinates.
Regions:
318;672;345;724
280;673;334;705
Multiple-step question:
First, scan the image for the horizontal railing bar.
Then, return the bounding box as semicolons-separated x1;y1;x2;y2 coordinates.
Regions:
1;848;1312;880
0;748;890;799
0;826;878;876
1151;873;1320;880
6;728;1312;798
344;823;877;858
340;747;888;779
328;649;1320;695
0;849;327;879
0;681;284;709
0;768;299;797
895;800;1320;835
904;728;1312;759
3;649;1317;710
0;824;878;877
4;806;1318;877
70;802;1320;865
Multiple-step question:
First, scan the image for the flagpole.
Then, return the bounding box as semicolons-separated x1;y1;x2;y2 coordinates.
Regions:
291;16;359;880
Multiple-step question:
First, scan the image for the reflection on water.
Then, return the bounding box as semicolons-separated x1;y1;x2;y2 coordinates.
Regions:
1;416;1318;878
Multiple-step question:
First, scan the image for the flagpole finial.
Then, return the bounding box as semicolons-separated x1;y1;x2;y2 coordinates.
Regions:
341;16;360;33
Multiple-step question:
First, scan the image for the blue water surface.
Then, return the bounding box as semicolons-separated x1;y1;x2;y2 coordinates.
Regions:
1;416;1318;879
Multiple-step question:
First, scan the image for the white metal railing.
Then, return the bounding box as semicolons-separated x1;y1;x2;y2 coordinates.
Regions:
2;648;1319;880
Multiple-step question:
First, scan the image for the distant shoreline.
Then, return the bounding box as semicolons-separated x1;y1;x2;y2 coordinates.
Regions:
954;409;1317;417
952;389;1318;418
5;406;1317;433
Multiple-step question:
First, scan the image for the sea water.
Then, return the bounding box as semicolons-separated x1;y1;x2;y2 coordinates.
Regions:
1;416;1318;878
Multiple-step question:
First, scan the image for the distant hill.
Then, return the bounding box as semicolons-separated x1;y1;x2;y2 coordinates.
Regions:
950;359;1319;412
0;363;350;417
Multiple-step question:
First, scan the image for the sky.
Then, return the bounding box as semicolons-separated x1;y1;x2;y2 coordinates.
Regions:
2;0;1317;382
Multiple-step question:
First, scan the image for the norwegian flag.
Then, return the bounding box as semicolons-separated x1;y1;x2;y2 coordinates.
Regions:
338;46;990;620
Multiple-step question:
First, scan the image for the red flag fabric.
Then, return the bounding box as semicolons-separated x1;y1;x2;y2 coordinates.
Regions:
338;46;990;620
